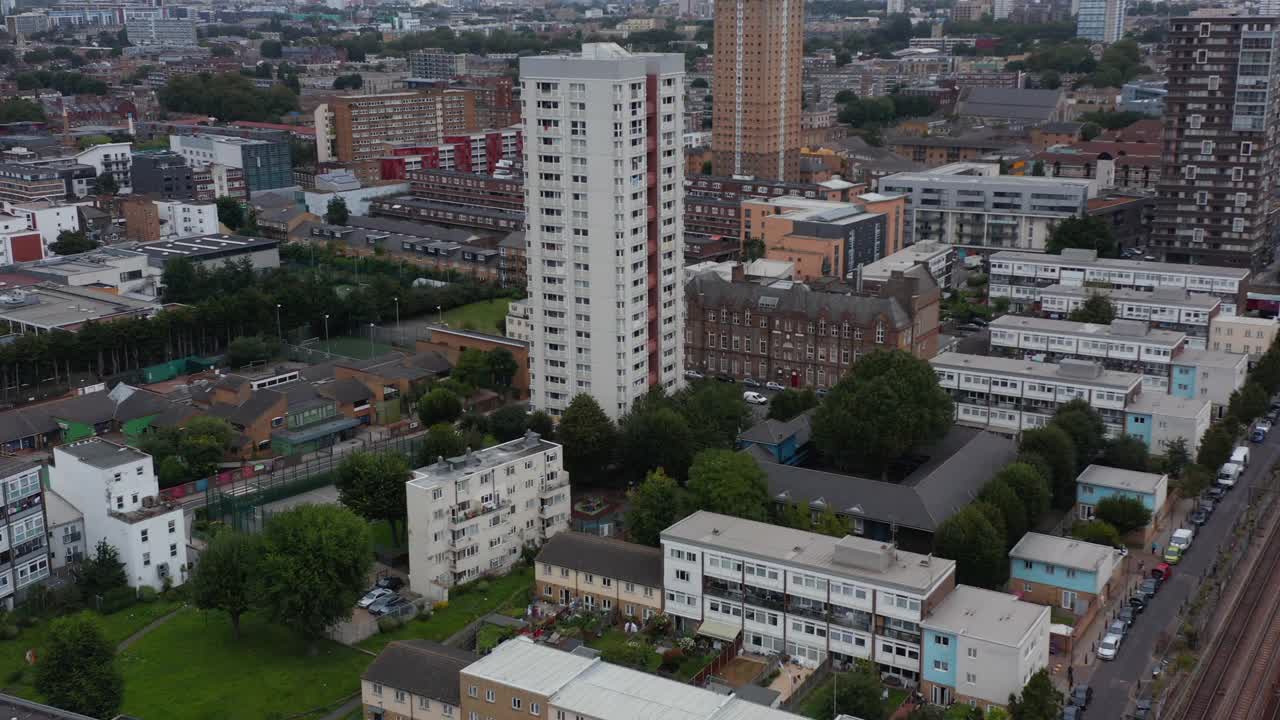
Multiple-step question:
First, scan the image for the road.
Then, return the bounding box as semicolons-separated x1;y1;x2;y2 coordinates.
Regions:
1086;429;1280;719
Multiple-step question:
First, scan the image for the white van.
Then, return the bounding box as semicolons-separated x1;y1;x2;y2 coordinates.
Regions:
1170;528;1194;552
1231;446;1250;469
1217;461;1242;488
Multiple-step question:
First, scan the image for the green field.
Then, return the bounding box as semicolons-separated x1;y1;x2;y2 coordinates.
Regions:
117;608;370;720
440;298;512;335
308;335;396;360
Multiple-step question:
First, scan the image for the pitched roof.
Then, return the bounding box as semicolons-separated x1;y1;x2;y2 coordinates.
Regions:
1009;532;1117;572
686;273;912;328
324;377;372;404
362;640;476;705
535;532;664;588
738;408;814;447
958;87;1063;122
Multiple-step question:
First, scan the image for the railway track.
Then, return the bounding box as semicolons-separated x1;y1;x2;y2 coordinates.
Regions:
1180;519;1280;720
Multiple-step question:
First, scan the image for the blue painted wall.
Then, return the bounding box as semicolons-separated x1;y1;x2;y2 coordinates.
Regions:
1125;413;1153;448
1077;481;1157;511
922;630;957;688
1170;365;1197;399
1010;558;1098;594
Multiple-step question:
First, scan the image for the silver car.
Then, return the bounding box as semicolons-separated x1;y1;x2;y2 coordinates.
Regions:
357;587;392;609
1098;633;1122;660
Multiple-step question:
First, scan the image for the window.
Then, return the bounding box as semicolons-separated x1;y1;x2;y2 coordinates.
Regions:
532;703;541;716
966;673;977;685
373;683;383;696
420;697;431;710
675;569;690;582
140;529;149;543
395;690;407;702
469;686;479;698
933;660;949;672
168;520;176;534
513;698;523;710
934;635;950;646
142;552;151;567
967;648;977;659
1242;142;1254;156
170;543;178;558
486;689;495;703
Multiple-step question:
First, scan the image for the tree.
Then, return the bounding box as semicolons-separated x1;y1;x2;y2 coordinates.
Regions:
419;423;467;464
833;660;887;720
626;469;691;546
451;348;490;388
676;378;752;451
260;39;283;57
1095;496;1152;535
814;504;849;537
1071;519;1121;547
34;616;123;718
1196;424;1234;470
686;450;770;521
620;407;695;480
935;505;1007;588
489;404;528;441
486;349;519;393
0;98;46;123
418;387;462;426
1100;435;1149;471
49;229;97;255
226;335;277;367
527;410;555;439
217;196;246;231
336;451;411;545
1228;381;1269;424
980;477;1028;548
557;394;618;481
1163;436;1191;477
1046;216;1117;257
325;196;350;225
191;530;263;639
93;171;118;195
1067;293;1116;323
1052;400;1106;472
1039;69;1061;89
1018;425;1077;509
996;461;1052;524
812;350;953;475
1009;669;1062;720
767;388;819;421
1173;463;1212;498
76;539;127;601
259;504;372;651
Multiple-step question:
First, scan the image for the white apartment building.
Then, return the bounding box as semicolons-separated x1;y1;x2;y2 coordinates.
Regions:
1037;285;1220;348
858;241;955;289
50;439;189;590
1209;315;1279;358
406;432;570;595
44;489;85;576
0;459;50;607
504;299;532;343
877;163;1095;252
989;249;1248;315
2;201;80;248
989;315;1186;391
519;44;686;419
156;200;219;239
660;511;958;682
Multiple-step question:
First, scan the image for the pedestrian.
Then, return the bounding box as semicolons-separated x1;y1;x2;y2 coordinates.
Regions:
1138;560;1145;573
1068;666;1075;687
1152;541;1160;555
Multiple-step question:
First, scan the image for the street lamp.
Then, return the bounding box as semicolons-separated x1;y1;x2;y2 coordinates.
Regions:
275;303;282;342
394;296;400;346
324;314;330;346
437;305;443;324
369;322;376;359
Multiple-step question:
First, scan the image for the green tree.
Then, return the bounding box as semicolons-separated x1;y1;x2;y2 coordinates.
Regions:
419;423;467;464
1095;496;1152;535
935;505;1006;588
325;196;350;225
557;394;618;481
1009;669;1062;720
1228;381;1269;424
93;171;118;195
49;229;97;255
335;451;411;545
676;381;752;451
686;449;770;521
1162;436;1191;477
620;406;695;480
814;504;849;537
812;349;953;475
1196;424;1234;470
259;504;372;651
489;404;528;441
980;477;1028;548
1039;69;1061;89
226;335;277;367
1100;435;1149;471
527;410;555;439
0;98;46;123
260;39;283;57
34;616;123;718
833;660;887;720
451;348;490;388
1052;400;1106;472
76;539;127;601
216;196;246;230
1018;425;1078;509
486;349;519;392
418;387;462;426
1067;293;1116;323
1071;519;1121;547
1046;216;1117;257
996;462;1052;523
1173;463;1212;498
190;530;263;639
625;469;691;546
767;388;819;421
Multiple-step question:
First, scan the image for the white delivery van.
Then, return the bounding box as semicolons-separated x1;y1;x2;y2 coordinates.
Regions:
1217;461;1242;488
1231;446;1250;468
1170;528;1194;552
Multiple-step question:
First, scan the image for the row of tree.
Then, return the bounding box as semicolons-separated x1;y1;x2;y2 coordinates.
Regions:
156;72;299;123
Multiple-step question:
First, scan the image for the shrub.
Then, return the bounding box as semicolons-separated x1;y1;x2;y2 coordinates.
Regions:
661;647;684;670
137;587;158;603
377;616;403;633
6;668;23;684
0;625;18;640
99;586;137;614
475;580;491;593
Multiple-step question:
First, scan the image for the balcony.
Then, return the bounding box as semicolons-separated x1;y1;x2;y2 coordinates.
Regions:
788;601;829;623
880;626;921;645
830;607;873;633
705;578;744;602
743;586;786;612
449;498;510;524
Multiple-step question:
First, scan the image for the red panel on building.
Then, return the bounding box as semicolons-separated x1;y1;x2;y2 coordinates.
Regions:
10;233;44;262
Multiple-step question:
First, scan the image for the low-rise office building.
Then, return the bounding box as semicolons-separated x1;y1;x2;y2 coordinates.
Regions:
168;134;292;193
134;234;279;272
1009;532;1119;622
407;433;570;595
743;195;903;282
534;531;664;620
155;200;219;240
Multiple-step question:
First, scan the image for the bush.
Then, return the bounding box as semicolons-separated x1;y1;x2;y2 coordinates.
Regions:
6;668;23;684
1072;519;1122;547
136;587;158;603
661;647;684;670
99;586;137;614
475;580;491;593
377;615;403;633
0;625;18;640
1094;496;1152;534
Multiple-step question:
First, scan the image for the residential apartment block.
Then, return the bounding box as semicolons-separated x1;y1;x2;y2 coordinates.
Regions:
380;129;523;179
534;531;664;620
168;134;292;193
920;586;1050;710
1209;315;1279;357
410;49;469;79
0;163;65;204
1075;465;1169;533
155;200;219;239
131;151;195;200
125;17;196;45
0;459;50;607
988;249;1249;315
406;433;570;592
362;640;475;720
49;439;188;590
743;195;905;282
1075;0;1125;43
406;169;524;214
1037;285;1221;347
1151;16;1280;269
1009;533;1119;623
520;44;685;419
878;163;1094;252
684;269;940;389
317;91;478;163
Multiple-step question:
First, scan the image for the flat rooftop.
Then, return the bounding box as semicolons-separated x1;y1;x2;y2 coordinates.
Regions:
931;351;1143;390
1125;391;1209;419
408;432;558;490
134;234;277;261
1174;348;1248;370
923;585;1048;648
991;250;1251;281
0;283;156;329
1038;284;1223;310
990;315;1185;347
1009;532;1117;573
20;248;148;278
662;511;955;594
1076;464;1165;494
56;438;150;469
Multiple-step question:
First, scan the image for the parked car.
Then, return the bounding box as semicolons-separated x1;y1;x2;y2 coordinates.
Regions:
1199;498;1217;515
1233;446;1252;468
1206;485;1228;502
1139;577;1161;598
357;587;393;609
1098;633;1122;660
765;381;786;392
815;388;829;398
743;391;768;405
1253;421;1272;443
1170;528;1194;552
376;576;404;592
1118;606;1138;627
1216;461;1242;488
1151;562;1172;582
969;316;990;327
1268;409;1280;424
1107;619;1128;639
1131;698;1153;719
715;375;736;384
1189;508;1210;526
1070;685;1094;708
957;323;983;333
684;370;705;380
1128;595;1147;613
742;377;762;388
1063;706;1083;720
368;593;404;616
1163;545;1182;564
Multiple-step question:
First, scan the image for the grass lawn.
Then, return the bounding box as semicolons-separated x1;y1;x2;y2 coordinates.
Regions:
585;630;661;673
0;600;182;698
357;565;531;653
674;652;716;682
309;335;396;361
441;298;512;335
796;674;908;720
117;607;370;720
369;521;404;552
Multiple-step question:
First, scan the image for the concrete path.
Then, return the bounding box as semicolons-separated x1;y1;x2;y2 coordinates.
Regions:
315;694;361;720
116;606;184;652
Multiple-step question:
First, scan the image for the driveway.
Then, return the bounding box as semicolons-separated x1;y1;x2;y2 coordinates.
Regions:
1084;430;1280;718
